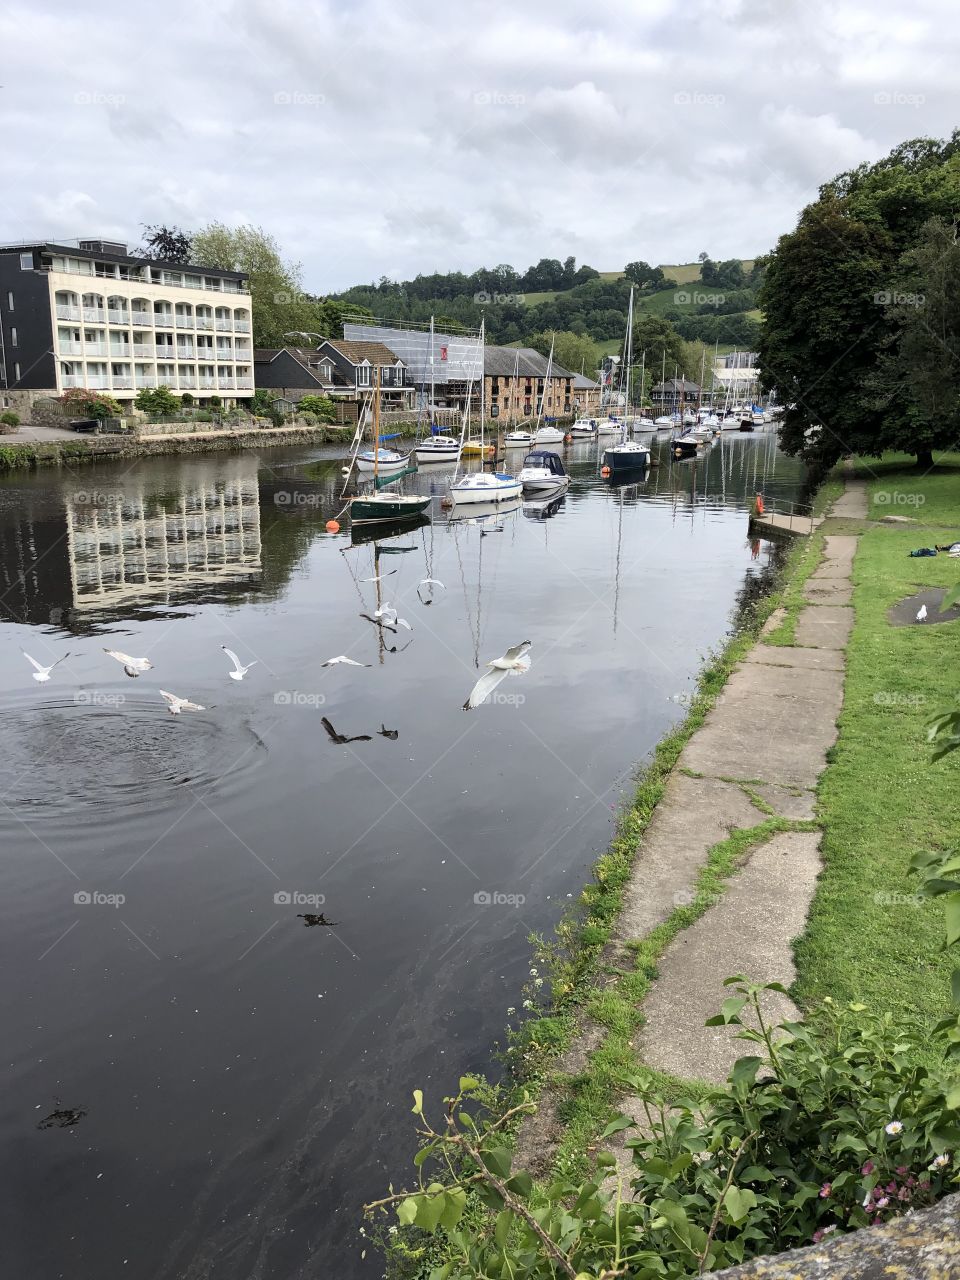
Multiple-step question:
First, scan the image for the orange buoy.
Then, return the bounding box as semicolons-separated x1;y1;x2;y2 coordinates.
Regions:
325;519;340;533
600;465;611;478
440;496;453;510
564;433;573;443
755;494;764;515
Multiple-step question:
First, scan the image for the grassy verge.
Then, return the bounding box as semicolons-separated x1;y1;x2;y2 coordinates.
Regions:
849;450;960;525
793;510;960;1036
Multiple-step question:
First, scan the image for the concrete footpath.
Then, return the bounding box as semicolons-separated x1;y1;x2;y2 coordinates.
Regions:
517;477;867;1172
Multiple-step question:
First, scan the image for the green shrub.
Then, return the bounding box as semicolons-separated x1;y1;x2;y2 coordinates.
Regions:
370;981;960;1278
298;410;318;426
0;411;20;429
135;385;181;418
297;394;338;423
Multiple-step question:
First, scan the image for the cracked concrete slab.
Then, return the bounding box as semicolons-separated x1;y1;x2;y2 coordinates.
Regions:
750;783;817;820
794;604;854;649
803;578;853;604
746;645;845;671
637;830;822;1084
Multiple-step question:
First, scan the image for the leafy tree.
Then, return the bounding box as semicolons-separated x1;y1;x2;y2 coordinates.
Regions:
296;394;337;423
760;132;960;469
134;385;181;418
139;223;192;262
60;387;124;419
525;331;600;376
631;313;687;376
624;260;666;290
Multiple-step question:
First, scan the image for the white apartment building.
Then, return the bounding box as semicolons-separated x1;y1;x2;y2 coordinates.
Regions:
0;238;255;412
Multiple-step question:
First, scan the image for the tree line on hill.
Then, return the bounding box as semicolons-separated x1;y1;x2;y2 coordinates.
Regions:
760;132;960;469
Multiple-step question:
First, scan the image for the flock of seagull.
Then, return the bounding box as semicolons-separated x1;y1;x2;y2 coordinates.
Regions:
18;576;536;717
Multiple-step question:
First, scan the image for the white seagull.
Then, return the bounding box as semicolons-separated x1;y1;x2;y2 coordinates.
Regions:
103;647;153;677
417;577;445;605
361;569;398;583
21;649;71;683
376;603;412;631
322;655;371;668
463;641;532;710
917;604;928;623
160;690;206;716
222;646;257;681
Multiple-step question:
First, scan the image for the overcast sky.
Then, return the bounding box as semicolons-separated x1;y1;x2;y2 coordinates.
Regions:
0;0;953;291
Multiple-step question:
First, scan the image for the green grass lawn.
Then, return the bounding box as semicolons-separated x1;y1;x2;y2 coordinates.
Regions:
849;451;960;526
793;461;960;1035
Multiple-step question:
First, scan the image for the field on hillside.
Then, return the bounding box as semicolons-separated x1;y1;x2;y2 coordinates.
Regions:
520;260;755;307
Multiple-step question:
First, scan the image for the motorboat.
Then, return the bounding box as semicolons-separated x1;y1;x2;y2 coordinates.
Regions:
534;423;565;443
629;416;657;432
569;417;598;437
670;433;702;458
686;422;717;443
682;410;697;427
504;428;534;447
414;434;461;463
517;450;569;495
719;414;742;431
654;414;677;428
461;439;496;458
597;417;624;435
601;438;651;476
448;470;522;505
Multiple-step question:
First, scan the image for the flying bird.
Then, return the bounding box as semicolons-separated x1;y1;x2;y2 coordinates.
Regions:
103;648;152;677
463;641;532;710
159;690;206;716
222;646;257;681
21;649;71;683
377;603;412;631
917;604;928;623
377;725;399;740
321;655;370;667
418;578;445;591
321;716;372;745
361;570;398;583
359;612;397;633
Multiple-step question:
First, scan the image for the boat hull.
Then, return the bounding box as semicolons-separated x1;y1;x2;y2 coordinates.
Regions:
350;494;432;524
449;474;523;504
533;428;565;443
602;446;650;475
355;451;410;474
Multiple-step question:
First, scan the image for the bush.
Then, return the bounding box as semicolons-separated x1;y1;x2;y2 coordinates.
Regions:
135;385;180;418
181;392;195;407
297;394;338;424
209;395;222;409
0;411;20;430
60;388;124;420
298;410;318;426
369;980;960;1277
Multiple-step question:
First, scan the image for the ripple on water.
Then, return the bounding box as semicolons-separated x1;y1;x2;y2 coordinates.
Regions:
0;694;268;820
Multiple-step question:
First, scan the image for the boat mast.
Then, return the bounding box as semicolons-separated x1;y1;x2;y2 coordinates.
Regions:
479;317;485;452
373;366;380;481
697;346;705;413
623;286;634;418
429;315;435;430
536;335;554;431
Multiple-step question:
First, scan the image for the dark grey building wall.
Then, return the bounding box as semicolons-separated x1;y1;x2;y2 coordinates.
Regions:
0;251;56;389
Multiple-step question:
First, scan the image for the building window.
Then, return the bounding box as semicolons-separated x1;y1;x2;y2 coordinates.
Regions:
19;253;32;270
10;327;17;347
357;364;371;387
14;362;21;380
6;291;13;310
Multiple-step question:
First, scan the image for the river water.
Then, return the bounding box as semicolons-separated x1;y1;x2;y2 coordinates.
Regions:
0;431;805;1279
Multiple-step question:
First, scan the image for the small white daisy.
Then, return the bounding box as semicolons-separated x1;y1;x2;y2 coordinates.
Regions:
885;1121;904;1136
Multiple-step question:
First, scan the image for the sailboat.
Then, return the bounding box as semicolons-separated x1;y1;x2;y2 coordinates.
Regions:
349;369;432;525
449;322;522;505
415;317;462;464
533;337;564;443
601;289;650;477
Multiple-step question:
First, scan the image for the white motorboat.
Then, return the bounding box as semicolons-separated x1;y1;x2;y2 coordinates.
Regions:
534;423;565;443
597;417;624;435
449;471;523;505
517;450;569;495
719;414;742;431
504;428;534;447
355;447;411;475
654;415;675;428
414;434;461;463
569;417;598;437
682;410;697;427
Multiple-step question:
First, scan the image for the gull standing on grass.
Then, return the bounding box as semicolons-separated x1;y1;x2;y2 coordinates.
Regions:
463;641;532;710
21;650;71;683
103;648;153;677
160;690;206;716
222;646;257;681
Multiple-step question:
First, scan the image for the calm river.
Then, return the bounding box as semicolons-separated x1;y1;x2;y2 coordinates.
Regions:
0;431;805;1279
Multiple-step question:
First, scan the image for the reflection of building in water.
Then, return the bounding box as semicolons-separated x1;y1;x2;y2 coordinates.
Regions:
66;470;261;610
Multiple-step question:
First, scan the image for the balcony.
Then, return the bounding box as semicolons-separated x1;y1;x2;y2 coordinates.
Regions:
215;318;232;331
57;340;83;356
61;374;86;388
178;377;197;389
237;378;253;389
82;308;106;323
109;343;132;357
56;304;81;321
218;377;236;388
199;377;216;389
107;309;129;325
195;316;214;330
176;347;196;360
83;343;108;356
132;311;151;326
154;315;174;328
135;376;157;388
132;344;154;357
215;348;234;359
234;320;251;333
112;378;133;390
175;315;194;329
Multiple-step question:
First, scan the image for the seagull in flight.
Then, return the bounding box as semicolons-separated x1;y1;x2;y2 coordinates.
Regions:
378;725;399;740
222;646;257;681
321;655;370;667
463;641;532;710
160;690;206;716
917;604;928;622
22;649;71;683
359;612;397;633
103;648;153;677
361;569;398;583
376;603;412;631
321;717;372;744
417;578;445;605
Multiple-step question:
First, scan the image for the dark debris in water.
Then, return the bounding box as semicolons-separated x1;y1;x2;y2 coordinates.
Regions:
297;913;339;927
37;1106;88;1130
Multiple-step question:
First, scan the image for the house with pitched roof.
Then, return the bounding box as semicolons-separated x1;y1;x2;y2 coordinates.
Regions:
483;345;575;424
254;339;415;418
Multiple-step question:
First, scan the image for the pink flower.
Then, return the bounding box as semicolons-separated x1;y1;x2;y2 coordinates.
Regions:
898;1187;912;1201
896;1166;908;1175
876;1196;890;1209
819;1182;832;1198
812;1225;838;1244
861;1161;875;1176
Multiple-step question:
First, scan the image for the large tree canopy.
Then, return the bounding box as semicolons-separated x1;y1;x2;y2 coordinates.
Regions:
759;133;960;468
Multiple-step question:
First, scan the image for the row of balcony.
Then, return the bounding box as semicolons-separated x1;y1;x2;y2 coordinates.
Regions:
57;341;251;358
55;305;250;332
61;374;254;391
48;261;249;294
